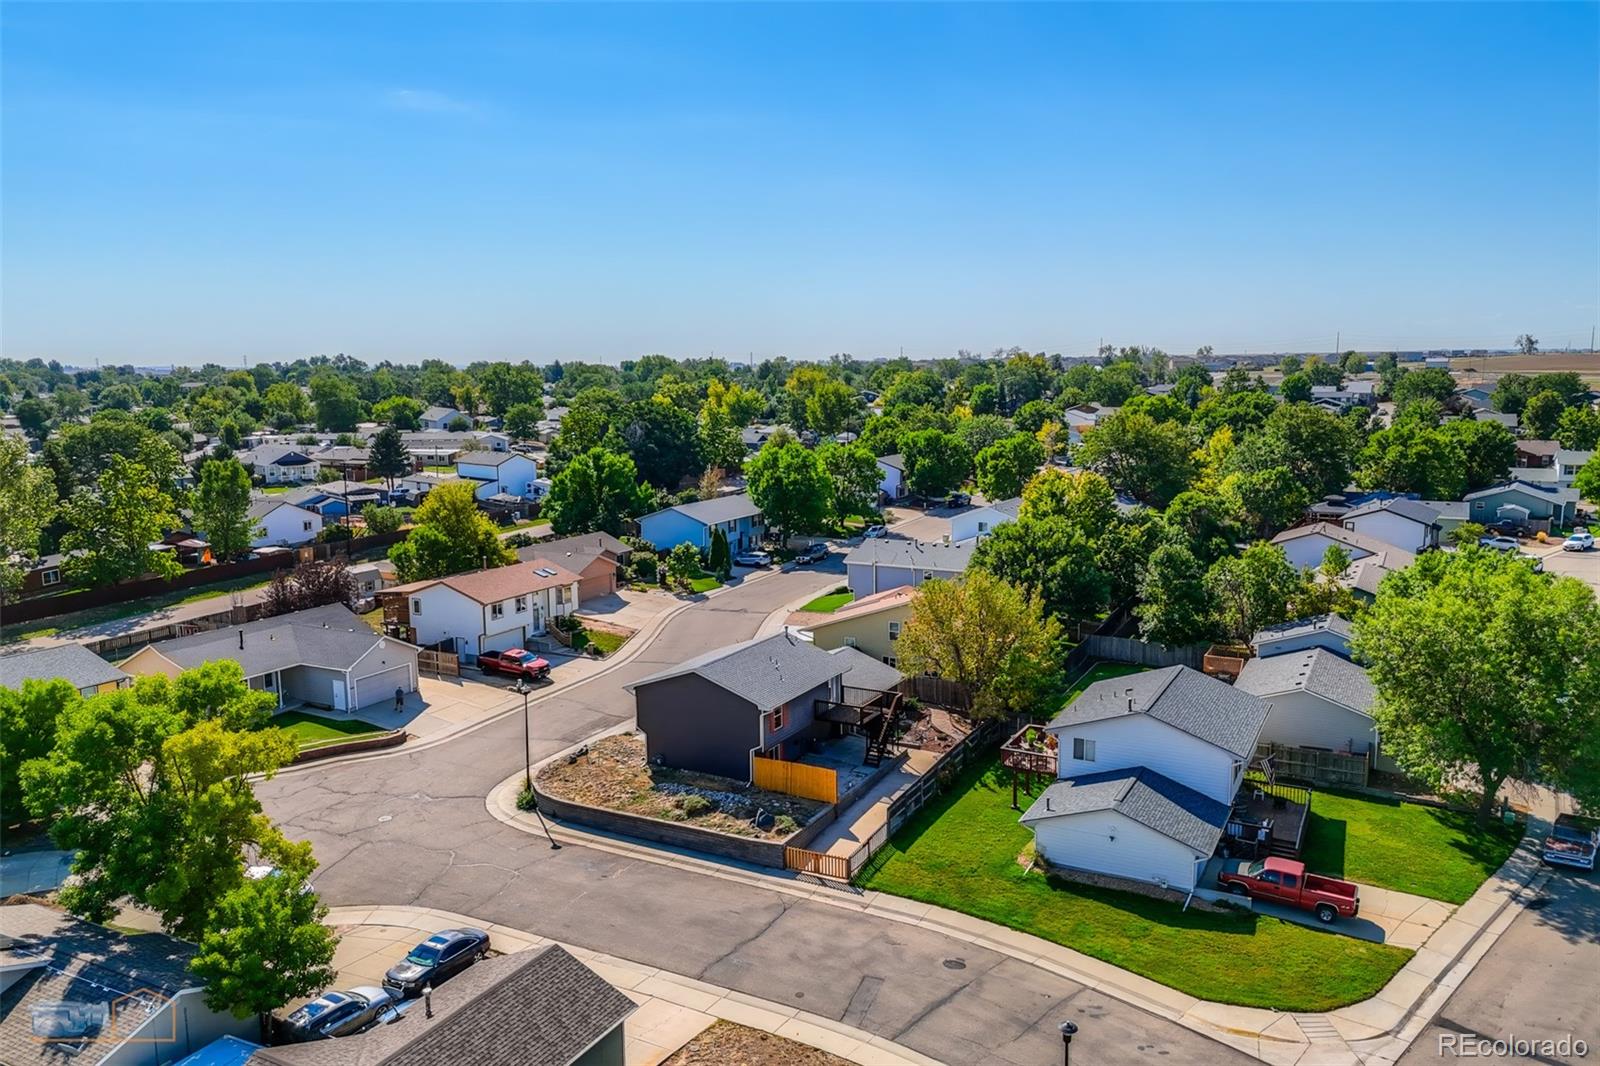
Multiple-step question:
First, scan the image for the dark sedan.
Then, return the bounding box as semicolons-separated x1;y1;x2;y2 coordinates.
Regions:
278;987;397;1042
382;928;491;998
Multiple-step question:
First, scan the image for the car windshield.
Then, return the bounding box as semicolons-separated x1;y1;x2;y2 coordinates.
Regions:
406;944;443;965
1245;860;1265;876
1553;825;1592;842
292;995;346;1021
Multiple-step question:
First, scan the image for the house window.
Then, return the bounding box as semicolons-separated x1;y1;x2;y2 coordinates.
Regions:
769;706;785;732
978;521;989;533
1073;737;1096;762
843;636;858;648
555;586;567;605
888;621;901;641
491;603;505;620
411;598;423;615
41;570;60;587
303;520;314;531
882;655;897;668
515;596;527;613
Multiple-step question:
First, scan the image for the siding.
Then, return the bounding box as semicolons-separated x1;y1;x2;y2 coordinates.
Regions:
759;679;837;758
1345;512;1431;552
805;604;912;663
635;673;761;781
1278;533;1375;571
1033;811;1206;891
638;510;710;552
281;664;348;709
1258;689;1378;755
1254;632;1354;660
1052;715;1238;805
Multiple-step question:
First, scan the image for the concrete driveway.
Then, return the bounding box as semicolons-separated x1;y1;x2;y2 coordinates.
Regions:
1526;537;1600;592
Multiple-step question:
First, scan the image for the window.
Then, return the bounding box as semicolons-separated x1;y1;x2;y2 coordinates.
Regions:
882;655;897;668
888;621;901;641
1282;873;1299;889
1072;737;1096;762
769;706;785;732
555;586;567;605
303;520;314;531
411;598;423;615
41;570;60;587
978;521;989;533
841;636;858;648
1261;870;1281;886
514;595;527;613
490;603;504;620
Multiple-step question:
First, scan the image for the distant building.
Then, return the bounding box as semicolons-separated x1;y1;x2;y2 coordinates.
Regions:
0;644;129;697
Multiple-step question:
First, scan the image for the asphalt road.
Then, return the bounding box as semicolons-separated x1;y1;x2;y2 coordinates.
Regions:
1397;866;1599;1066
258;564;1251;1066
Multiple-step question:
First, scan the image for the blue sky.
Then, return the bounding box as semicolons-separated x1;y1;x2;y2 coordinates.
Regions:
3;3;1596;366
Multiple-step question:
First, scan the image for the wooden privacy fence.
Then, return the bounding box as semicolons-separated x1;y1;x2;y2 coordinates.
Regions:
416;649;460;678
1078;635;1205;670
752;756;838;803
783;846;851;881
1258;743;1369;788
895;675;973;711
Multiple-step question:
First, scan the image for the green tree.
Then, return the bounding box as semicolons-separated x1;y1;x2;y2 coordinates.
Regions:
696;405;746;474
972;515;1108;622
745;439;831;537
1204;542;1299;643
366;426;413;491
805;378;860;436
1355;420;1467;499
1020;468;1117;529
60;455;184;585
1220;466;1311;538
1521;389;1565;440
1556;406;1600;450
1074;411;1197;507
189;849;338;1041
1446;521;1487;548
1575;453;1600;502
974;433;1046;502
387;481;513;582
371;395;423;430
1491;373;1533;415
954;414;1013;463
666;542;702;589
1438;419;1515;491
476;362;545;417
900;429;970;498
1279;371;1313;403
309;372;363;431
503;401;545;441
0;435;58;601
894;571;1063;719
262;381;312;427
708;527;731;579
15;396;51;441
617;395;700;489
542;447;654;536
360;503;406;535
1135;542;1216;647
193;458;259;561
817;442;880;520
1390;367;1457;409
1353;549;1600;824
0;679;78;819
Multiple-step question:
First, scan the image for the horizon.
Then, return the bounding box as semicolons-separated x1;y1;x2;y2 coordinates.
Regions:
3;3;1596;365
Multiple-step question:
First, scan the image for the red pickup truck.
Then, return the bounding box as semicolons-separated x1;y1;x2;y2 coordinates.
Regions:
476;648;551;681
1217;857;1360;923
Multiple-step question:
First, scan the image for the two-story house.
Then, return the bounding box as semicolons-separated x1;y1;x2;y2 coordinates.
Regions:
247;497;323;547
799;585;915;666
876;454;908;500
420;405;464;430
626;632;849;782
455;450;542;500
637;493;765;553
1021;666;1269;892
383;559;581;660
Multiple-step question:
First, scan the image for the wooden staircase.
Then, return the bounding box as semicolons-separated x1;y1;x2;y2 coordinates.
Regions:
863;693;904;768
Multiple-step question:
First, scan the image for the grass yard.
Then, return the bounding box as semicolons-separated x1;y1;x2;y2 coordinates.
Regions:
800;587;854;613
569;626;630;656
861;757;1411;1011
272;711;386;748
688;570;722;593
1299;790;1523;904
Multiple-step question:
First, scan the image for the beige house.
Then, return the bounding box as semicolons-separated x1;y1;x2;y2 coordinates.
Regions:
799;586;915;667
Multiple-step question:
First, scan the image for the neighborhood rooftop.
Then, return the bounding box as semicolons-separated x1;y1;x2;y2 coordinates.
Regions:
390;559;581;604
0;643;127;692
645;492;763;525
1252;613;1354;647
1235;647;1376;712
1019;767;1231;854
1046;665;1269;759
627;631;846;711
1341;497;1441;525
515;531;629;566
846;538;977;570
827;644;906;693
138;604;395;675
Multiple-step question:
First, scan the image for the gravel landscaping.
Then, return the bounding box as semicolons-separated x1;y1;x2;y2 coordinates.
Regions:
537;733;826;840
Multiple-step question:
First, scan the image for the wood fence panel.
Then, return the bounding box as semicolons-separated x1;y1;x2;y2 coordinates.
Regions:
1258;743;1368;788
1079;635;1205;670
753;756;838;803
417;650;460;678
784;847;851;880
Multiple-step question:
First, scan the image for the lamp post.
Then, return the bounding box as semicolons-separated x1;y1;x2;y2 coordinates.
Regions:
515;678;532;788
1058;1021;1078;1066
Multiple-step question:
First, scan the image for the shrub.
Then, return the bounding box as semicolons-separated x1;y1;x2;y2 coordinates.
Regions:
516;781;537;811
679;794;714;817
772;814;799;834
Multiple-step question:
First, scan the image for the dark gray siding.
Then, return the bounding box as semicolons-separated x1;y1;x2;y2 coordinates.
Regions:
634;673;761;781
762;680;835;758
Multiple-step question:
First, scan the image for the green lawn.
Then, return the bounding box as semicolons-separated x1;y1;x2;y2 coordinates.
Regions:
570;627;629;656
272;711;386;747
861;757;1412;1011
801;588;854;613
689;570;722;593
1299;790;1523;904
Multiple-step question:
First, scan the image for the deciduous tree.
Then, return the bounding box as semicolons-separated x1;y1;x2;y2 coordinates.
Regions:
1135;542;1215;647
745;439;830;538
193;458;259;561
542;447;653;536
1073;411;1197;506
817;442;880;520
387;481;512;581
0;435;57;601
900;429;970;498
974;433;1046;502
1204;543;1299;643
60;455;184;585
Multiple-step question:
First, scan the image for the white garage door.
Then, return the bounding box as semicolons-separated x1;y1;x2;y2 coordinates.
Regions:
351;664;414;711
478;627;527;657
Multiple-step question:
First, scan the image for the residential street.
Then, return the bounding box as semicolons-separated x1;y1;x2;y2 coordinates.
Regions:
1397;867;1599;1065
257;566;1252;1066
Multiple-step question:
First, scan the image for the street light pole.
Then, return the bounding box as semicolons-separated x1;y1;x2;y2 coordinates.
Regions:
1058;1021;1078;1066
514;677;560;850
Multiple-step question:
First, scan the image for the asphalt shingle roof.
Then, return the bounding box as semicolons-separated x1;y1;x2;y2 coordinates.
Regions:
645;493;763;526
1342;497;1440;526
1019;767;1230;853
628;631;845;711
1046;666;1268;759
516;532;630;567
827;645;905;693
139;604;400;677
455;450;520;467
0;644;128;692
1251;614;1354;650
248;945;634;1066
877;453;906;471
844;538;976;572
1235;648;1376;714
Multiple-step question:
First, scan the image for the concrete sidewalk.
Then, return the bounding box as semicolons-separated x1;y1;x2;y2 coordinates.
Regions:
324;905;939;1066
486;770;1552;1066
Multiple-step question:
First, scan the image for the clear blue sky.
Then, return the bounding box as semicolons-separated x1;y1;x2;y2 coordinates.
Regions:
3;3;1596;366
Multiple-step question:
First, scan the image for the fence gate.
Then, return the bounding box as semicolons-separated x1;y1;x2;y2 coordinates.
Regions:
417;649;460;678
784;846;851;881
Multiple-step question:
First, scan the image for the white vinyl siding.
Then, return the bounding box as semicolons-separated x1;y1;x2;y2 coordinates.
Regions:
1030;811;1206;891
1258;689;1378;757
1343;511;1432;552
1052;715;1236;806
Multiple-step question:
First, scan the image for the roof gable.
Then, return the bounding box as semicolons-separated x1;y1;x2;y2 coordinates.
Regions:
1046;666;1268;758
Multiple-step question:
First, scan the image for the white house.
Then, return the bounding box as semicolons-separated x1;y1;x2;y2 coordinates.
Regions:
1235;648;1383;765
1555;449;1595;490
637;494;765;553
1339;498;1440;552
949;497;1021;543
1270;522;1416;575
1021;666;1269;893
876;454;908;500
455;450;542;500
236;444;321;485
247;497;323;548
843;539;974;598
387;558;581;661
420;405;463;430
1251;614;1354;661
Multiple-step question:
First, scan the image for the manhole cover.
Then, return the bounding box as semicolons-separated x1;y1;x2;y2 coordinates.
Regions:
942;958;966;970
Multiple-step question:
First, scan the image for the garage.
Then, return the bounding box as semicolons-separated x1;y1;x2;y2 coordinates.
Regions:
478;626;528;658
351;663;414;711
577;563;615;601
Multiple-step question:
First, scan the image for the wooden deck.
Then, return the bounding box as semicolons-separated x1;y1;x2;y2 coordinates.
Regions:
1225;776;1312;859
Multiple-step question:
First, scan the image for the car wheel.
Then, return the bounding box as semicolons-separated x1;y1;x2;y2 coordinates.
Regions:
1315;904;1337;923
1229;883;1249;898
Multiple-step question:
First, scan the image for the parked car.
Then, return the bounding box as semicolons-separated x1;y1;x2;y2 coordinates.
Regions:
794;542;830;564
279;987;398;1041
1216;857;1360;923
476;648;551;681
1563;532;1595;552
1513;552;1545;573
383;928;492;998
1478;535;1518;552
945;492;971;508
733;550;772;567
863;524;887;539
1542;814;1599;870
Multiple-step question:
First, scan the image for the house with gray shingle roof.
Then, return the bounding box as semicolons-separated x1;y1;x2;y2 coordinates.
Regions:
1235;648;1383;765
1339;497;1441;552
843;538;975;598
1251;614;1354;660
0;644;128;697
1024;666;1270;892
637;493;765;554
626;632;851;782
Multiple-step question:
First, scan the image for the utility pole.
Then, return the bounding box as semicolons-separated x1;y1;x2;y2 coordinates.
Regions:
1335;330;1340;356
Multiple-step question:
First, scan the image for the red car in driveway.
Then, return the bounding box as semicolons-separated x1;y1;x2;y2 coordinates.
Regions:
476;648;551;681
1217;857;1361;923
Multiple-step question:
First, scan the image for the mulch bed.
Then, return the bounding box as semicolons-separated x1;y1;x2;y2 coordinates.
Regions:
664;1021;852;1066
536;733;826;840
